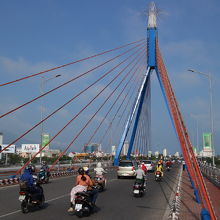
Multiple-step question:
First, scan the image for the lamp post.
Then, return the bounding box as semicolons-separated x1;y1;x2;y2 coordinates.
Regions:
40;74;61;165
188;69;215;166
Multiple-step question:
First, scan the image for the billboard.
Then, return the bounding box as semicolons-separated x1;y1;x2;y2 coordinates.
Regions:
203;133;212;150
21;144;40;153
42;133;50;150
1;145;15;153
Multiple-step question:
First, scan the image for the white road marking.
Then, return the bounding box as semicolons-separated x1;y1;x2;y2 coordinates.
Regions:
0;210;21;218
0;193;70;218
0;177;117;218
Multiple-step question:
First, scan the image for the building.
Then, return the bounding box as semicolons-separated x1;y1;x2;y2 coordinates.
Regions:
155;151;159;158
122;141;129;155
84;143;100;153
16;146;60;158
111;146;116;156
148;151;152;157
163;148;168;157
174;152;180;158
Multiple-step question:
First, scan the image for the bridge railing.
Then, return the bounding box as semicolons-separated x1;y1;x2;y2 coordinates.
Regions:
200;162;220;189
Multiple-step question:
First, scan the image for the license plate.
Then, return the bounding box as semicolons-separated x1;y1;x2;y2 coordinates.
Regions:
19;195;25;201
122;173;128;176
75;204;82;211
134;190;139;194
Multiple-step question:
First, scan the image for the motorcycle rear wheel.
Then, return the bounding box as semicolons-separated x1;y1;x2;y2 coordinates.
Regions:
21;200;29;213
38;194;45;209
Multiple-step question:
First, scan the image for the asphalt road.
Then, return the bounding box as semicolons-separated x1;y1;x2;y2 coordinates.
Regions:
0;165;180;220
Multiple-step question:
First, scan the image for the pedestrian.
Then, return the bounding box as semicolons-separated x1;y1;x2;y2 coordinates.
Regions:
182;160;186;171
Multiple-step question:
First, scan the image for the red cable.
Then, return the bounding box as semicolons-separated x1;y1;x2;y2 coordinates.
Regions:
0;39;145;87
1;44;146;155
0;41;146;120
49;52;146;170
16;46;146;174
86;57;146;146
99;69;144;147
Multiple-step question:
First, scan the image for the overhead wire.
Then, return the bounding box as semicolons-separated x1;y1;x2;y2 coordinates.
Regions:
0;41;146;120
99;66;145;147
85;55;146;146
1;44;145;154
0;39;145;87
16;45;146;173
49;50;147;170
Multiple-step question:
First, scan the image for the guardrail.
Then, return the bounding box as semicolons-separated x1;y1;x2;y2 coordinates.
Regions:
200;162;220;189
0;161;113;187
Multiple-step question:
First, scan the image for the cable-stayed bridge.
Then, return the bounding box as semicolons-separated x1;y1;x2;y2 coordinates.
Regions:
0;3;218;220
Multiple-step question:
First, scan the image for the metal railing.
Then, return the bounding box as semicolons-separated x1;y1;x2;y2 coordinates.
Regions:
200;162;220;189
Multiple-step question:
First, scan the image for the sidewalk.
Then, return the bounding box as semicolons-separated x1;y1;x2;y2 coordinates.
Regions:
179;170;201;220
204;177;220;219
179;170;220;219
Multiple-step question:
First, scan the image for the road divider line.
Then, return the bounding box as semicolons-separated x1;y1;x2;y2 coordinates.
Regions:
0;177;116;218
0;210;21;218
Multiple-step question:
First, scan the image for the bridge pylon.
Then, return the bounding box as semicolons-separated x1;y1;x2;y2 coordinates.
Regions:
114;3;216;219
113;2;157;165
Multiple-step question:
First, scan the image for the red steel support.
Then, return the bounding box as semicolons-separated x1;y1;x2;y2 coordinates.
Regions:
156;42;216;220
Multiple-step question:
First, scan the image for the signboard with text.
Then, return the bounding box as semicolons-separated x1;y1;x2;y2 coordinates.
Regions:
21;144;40;153
1;145;16;153
203;133;212;150
42;133;50;150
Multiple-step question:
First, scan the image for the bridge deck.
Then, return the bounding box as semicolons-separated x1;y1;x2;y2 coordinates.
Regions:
179;170;220;219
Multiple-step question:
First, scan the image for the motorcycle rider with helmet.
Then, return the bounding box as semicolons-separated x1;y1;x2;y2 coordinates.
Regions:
155;161;164;177
41;161;50;177
135;164;146;186
20;164;43;200
94;162;107;176
68;167;98;212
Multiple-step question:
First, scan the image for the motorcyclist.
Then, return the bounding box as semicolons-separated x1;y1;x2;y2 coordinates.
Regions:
135;164;146;186
20;164;43;200
166;160;172;168
85;166;99;204
141;162;147;174
94;162;107;177
155;161;164;177
68;167;98;212
41;161;50;177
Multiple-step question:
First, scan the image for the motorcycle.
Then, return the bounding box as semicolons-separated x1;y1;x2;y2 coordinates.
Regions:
133;179;145;197
74;190;96;217
38;169;50;184
19;181;45;213
94;175;106;192
166;166;171;172
155;171;162;181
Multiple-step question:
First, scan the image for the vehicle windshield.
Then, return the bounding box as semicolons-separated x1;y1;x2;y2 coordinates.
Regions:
143;161;152;164
119;162;133;167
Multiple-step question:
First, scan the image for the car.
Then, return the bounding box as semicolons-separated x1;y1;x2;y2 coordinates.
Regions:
117;160;137;178
142;160;155;172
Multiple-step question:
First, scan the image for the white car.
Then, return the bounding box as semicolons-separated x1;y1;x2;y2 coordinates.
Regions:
117;160;137;178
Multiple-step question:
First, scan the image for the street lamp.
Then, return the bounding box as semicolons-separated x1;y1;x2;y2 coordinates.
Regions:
188;69;215;166
40;74;61;164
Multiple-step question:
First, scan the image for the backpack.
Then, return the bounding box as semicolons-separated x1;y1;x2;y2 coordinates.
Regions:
19;180;28;190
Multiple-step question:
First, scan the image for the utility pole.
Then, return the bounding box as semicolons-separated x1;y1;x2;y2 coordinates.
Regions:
188;69;215;166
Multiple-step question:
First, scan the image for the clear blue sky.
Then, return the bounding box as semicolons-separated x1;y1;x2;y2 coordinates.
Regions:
0;0;219;155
